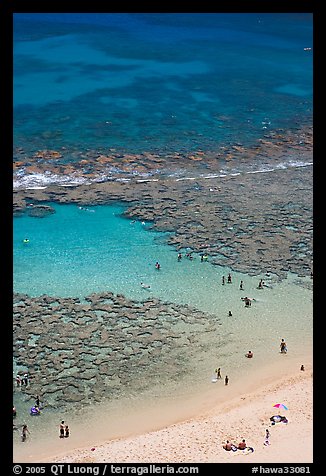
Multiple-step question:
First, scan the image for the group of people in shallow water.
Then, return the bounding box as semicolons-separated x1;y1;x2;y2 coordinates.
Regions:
59;420;70;438
14;368;72;443
213;368;229;385
213;337;291;391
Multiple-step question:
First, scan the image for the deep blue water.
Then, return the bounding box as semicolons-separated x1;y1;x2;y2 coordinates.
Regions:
14;13;313;156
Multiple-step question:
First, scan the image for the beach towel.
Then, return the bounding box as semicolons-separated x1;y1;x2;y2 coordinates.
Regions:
234;446;254;455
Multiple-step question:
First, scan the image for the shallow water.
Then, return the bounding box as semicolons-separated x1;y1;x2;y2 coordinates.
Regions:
12;13;313;462
13;203;312;462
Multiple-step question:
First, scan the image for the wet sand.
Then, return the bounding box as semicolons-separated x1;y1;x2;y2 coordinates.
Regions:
39;366;313;464
13;126;313;464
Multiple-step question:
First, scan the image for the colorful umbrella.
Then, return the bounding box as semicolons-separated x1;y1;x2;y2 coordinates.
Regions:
273;403;288;411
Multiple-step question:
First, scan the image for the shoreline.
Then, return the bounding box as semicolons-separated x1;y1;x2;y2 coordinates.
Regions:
43;368;313;464
15;354;312;464
13;132;313;465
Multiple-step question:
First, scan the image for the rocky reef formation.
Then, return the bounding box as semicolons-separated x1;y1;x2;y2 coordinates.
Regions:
13;292;220;411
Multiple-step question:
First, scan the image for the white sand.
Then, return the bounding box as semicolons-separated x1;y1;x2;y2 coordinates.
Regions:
43;368;312;464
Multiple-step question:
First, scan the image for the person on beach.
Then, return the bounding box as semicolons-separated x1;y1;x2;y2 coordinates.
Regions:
16;375;21;387
301;364;305;371
64;425;70;438
59;420;65;438
225;375;229;385
223;440;233;451
258;279;264;289
177;253;182;261
35;395;41;407
228;310;232;317
222;276;225;285
227;273;232;283
238;439;247;450
21;424;30;442
22;373;29;386
280;339;287;353
240;280;244;290
13;406;17;418
264;429;270;446
245;350;253;358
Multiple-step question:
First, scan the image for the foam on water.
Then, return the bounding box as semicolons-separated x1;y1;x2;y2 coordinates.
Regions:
12;13;313;461
13;202;312;461
13;159;313;189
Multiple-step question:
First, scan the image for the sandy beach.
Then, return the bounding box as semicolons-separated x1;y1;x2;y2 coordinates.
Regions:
12;13;314;470
42;366;312;464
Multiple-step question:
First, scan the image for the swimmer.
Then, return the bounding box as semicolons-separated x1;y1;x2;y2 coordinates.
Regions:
23;238;30;244
141;282;151;289
242;296;252;307
78;206;94;212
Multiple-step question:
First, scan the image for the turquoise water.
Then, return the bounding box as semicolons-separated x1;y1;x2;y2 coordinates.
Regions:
12;13;313;461
14;203;167;298
13;203;313;462
14;202;312;330
14;13;313;163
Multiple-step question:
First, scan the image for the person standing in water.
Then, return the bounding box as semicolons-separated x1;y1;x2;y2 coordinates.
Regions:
21;424;30;442
59;420;65;438
280;338;287;353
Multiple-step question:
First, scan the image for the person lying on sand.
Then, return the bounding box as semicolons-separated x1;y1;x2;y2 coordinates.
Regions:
270;415;288;424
